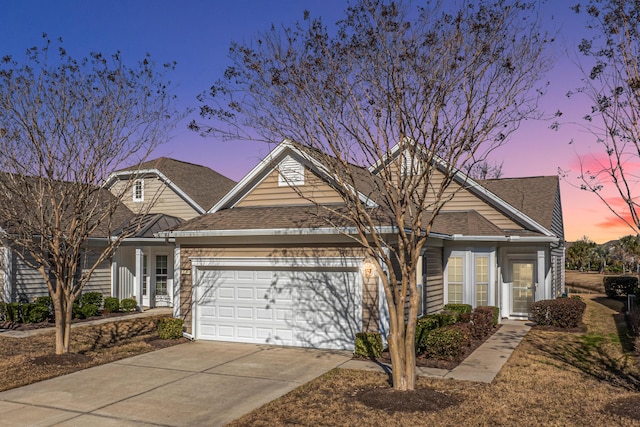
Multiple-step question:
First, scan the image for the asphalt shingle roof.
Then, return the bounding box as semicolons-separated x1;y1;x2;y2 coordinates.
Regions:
120;157;236;211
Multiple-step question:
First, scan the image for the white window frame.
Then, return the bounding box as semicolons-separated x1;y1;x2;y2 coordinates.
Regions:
133;179;144;202
444;248;496;307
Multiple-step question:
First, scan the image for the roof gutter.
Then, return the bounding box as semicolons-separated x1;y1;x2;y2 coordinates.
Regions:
445;234;560;243
157;226;400;238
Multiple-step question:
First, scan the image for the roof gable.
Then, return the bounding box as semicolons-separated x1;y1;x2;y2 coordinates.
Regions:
105;157;236;213
210;141;377;213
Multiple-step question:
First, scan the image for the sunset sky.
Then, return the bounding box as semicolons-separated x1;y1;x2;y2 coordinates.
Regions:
1;0;636;244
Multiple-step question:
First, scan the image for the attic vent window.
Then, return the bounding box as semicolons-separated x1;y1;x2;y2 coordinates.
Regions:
402;151;421;176
278;156;304;187
133;179;144;202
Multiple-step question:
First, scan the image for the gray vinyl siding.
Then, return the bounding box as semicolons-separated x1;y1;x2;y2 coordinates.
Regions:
8;249;113;302
551;246;565;298
82;251;112;296
424;247;444;314
13;254;48;302
551;187;565;240
115;246;136;299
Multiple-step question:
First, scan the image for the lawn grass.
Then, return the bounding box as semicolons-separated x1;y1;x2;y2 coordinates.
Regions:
0;314;185;392
228;295;640;426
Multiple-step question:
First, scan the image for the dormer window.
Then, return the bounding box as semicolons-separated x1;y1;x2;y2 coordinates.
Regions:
278;156;304;187
133;179;144;202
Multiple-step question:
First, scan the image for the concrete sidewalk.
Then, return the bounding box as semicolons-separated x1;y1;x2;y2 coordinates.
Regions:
340;320;531;383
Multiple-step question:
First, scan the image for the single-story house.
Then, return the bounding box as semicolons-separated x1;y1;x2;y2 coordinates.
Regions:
160;140;565;350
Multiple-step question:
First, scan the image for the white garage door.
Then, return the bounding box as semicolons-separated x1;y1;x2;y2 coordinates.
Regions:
193;260;362;350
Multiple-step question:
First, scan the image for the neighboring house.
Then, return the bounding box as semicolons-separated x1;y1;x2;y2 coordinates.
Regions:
103;157;237;308
160;140;565;351
1;157;236;310
0;186;134;303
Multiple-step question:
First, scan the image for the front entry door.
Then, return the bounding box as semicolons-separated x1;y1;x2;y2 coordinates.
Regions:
511;261;534;317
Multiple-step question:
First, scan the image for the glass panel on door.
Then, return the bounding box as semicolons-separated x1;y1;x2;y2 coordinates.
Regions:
512;261;534;315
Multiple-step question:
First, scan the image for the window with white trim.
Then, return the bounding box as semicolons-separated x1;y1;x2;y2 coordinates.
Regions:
447;256;464;304
445;249;495;307
278;156;304;186
475;255;489;306
133;179;144;202
155;255;168;296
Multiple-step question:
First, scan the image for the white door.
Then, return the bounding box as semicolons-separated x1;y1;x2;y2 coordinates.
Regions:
511;261;535;317
194;265;361;350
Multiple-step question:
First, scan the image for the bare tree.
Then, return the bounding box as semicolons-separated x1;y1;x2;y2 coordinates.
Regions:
571;1;640;234
0;36;180;354
191;0;551;390
464;160;505;180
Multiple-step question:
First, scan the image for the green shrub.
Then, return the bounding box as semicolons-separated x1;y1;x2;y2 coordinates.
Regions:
470;307;495;339
4;302;21;322
443;304;472;314
72;302;84;319
80;292;103;308
0;302;5;321
530;298;586;328
477;306;500;326
604;276;638;298
26;304;50;323
354;332;383;358
424;325;467;361
103;297;120;313
120;298;137;312
80;303;100;318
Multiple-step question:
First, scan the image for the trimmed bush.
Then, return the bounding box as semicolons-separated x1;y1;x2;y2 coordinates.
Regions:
120;298;137;312
477;305;500;326
158;318;184;340
443;304;472;314
72;301;84;319
80;292;103;308
416;313;459;352
0;302;5;321
80;303;99;319
604;276;638;298
354;332;383;358
424;325;470;361
4;302;21;322
22;303;49;323
530;298;586;328
103;297;120;313
470;307;495;339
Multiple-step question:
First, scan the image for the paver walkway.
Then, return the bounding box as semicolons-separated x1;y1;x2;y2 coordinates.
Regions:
340;320;531;383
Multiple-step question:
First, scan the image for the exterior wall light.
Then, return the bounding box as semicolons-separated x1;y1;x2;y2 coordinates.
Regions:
362;257;378;281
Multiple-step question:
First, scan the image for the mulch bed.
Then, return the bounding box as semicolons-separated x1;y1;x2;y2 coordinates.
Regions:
603;396;640;421
0;310;141;332
354;386;461;413
372;324;502;370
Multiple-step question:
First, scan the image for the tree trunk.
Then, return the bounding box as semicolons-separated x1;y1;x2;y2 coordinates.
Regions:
52;292;68;355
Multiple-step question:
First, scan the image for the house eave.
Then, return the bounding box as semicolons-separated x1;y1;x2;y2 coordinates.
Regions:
445;234;560;243
157;226;400;238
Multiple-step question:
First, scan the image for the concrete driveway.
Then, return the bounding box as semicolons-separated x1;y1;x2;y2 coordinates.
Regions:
0;341;351;426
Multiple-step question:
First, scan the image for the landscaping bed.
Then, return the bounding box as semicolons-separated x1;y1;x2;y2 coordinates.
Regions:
229;295;640;426
0;314;187;392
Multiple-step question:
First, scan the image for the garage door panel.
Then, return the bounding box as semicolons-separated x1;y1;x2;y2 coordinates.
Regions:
236;307;253;319
195;264;361;350
218;306;235;318
237;287;253;299
256;308;273;320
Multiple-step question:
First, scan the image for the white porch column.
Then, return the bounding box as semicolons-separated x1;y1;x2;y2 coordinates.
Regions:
135;248;144;309
1;247;12;302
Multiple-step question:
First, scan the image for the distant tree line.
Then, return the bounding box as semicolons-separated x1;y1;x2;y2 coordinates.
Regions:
566;235;640;274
